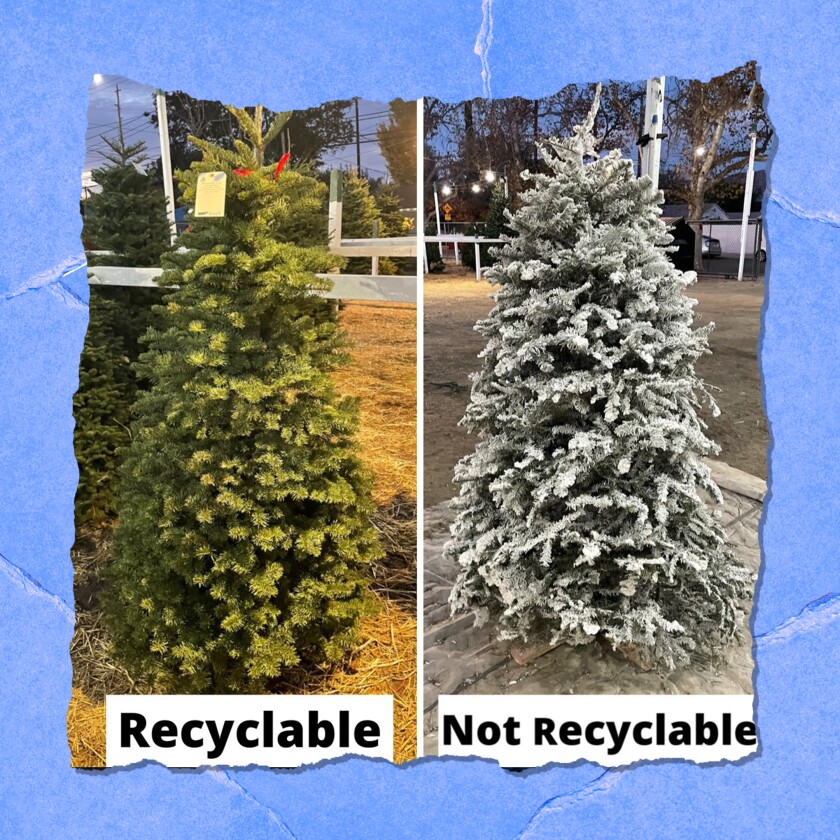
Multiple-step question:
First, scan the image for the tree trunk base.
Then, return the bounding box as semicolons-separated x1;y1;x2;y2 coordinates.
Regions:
613;641;655;671
509;638;561;666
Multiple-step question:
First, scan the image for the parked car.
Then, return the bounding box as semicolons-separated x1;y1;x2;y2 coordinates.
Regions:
701;235;722;258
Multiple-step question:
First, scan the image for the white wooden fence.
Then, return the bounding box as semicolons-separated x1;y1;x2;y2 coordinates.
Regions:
88;170;418;304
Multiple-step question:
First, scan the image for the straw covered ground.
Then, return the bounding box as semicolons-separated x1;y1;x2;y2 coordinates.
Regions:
67;688;107;768
69;300;418;766
335;301;417;505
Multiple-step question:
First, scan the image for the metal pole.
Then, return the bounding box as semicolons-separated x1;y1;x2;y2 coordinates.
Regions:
433;183;443;257
414;95;425;760
155;89;178;245
737;131;757;282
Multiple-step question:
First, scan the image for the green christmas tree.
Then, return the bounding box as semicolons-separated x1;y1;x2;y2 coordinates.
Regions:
105;106;381;693
82;134;171;269
75;133;171;527
375;183;411;275
463;183;511;272
73;294;133;526
374;182;407;237
82;133;171;364
260;157;329;249
339;169;389;275
447;90;752;672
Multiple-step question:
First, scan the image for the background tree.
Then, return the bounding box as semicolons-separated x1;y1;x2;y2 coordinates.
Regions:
76;132;171;526
373;182;409;237
665;61;770;269
105;106;380;693
149;91;354;175
339;168;384;275
374;182;413;275
82;135;170;268
462;182;511;271
376;99;417;190
425;81;645;210
447;92;752;672
74;294;133;526
81;131;171;359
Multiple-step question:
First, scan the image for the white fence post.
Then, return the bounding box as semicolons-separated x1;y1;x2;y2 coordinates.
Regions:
737;132;757;282
156;89;178;245
640;76;666;194
328;169;344;252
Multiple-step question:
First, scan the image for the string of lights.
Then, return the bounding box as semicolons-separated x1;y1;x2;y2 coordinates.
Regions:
436;169;503;198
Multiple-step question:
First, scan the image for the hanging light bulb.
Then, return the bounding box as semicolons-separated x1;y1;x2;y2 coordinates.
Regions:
484;170;496;183
441;184;453;197
695;146;707;157
471;183;481;193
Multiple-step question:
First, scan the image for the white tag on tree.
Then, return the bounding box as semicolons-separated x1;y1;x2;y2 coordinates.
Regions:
195;171;227;217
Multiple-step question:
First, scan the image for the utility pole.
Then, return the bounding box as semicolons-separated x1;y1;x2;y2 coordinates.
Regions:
354;97;361;173
114;84;126;160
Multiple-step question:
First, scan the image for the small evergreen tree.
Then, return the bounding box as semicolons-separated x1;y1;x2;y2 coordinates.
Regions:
447;89;752;672
484;183;512;241
375;183;407;237
264;157;330;249
375;183;411;275
73;293;133;526
105;106;381;692
81;134;171;364
75;134;170;527
463;184;511;272
82;135;171;269
340;169;385;275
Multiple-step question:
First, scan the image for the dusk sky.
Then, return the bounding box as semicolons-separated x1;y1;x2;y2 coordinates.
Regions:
83;74;392;195
425;75;765;182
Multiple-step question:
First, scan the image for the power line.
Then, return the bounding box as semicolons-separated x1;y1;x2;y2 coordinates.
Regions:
86;113;149;134
355;111;393;121
86;127;156;158
323;155;390;178
87;123;153;149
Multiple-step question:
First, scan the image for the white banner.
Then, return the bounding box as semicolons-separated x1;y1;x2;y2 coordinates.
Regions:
106;694;393;767
438;694;756;767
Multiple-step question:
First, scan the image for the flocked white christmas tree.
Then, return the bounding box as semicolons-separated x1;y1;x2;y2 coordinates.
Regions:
447;87;752;672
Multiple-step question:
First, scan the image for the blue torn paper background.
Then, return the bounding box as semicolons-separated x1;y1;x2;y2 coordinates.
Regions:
1;1;839;836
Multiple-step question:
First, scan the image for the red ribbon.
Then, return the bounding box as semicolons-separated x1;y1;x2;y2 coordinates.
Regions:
232;154;289;180
274;153;291;180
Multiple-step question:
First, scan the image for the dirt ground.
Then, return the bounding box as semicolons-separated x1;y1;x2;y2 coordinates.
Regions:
424;269;766;506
